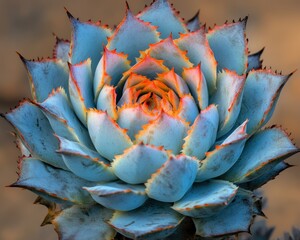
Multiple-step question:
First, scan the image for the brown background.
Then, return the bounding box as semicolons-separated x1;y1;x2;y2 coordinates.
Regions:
0;0;299;239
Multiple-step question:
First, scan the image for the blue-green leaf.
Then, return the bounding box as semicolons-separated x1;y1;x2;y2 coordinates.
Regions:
177;94;199;124
18;55;69;102
53;35;70;62
234;69;292;133
107;8;160;63
4;101;66;169
145;155;199;202
96;85;118;120
193;189;259;237
182;105;219;160
69;59;95;126
57;136;117;182
39;87;93;148
196;120;248;182
112;143;169;184
137;0;188;39
87;109;133;161
176;27;217;94
135;112;188;154
108;200;184;240
52;205;115;240
247;48;264;72
172;180;238;218
186;11;200;32
221;127;299;183
68;11;112;72
210;69;246;138
84;181;148;211
11;158;94;204
207;18;248;75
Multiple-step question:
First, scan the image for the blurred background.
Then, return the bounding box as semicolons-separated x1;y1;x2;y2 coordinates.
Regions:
0;0;299;239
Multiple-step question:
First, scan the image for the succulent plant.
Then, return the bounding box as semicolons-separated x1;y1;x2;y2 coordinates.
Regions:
2;0;299;239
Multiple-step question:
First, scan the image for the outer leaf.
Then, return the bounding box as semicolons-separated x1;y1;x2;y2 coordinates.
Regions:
117;104;157;140
210;69;246;138
193;189;259;237
53;35;70;62
56;136;117;182
11;158;94;204
18;55;69;102
186;11;201;32
39;88;93;148
182;65;209;110
69;59;95;126
234;70;292;133
207;18;248;75
137;0;188;39
176;27;217;94
4;101;66;169
84;182;147;211
145;36;193;75
52;205;115;240
87;109;133;161
68;11;112;72
196;120;248;182
182;104;219;160
112;143;169;184
247;48;264;72
108;200;184;240
239;161;290;190
107;8;160;63
145;155;199;202
135;111;188;154
94;47;131;99
172;180;238;218
221;127;299;183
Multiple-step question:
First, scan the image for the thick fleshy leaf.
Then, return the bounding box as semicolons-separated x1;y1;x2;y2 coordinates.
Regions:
235;70;292;133
247;48;264;72
53;35;70;62
182;65;209;110
193;189;259;237
117;104;157;140
39;88;93;148
52;205;115;240
84;182;147;211
182;105;219;160
221;127;299;183
94;47;131;99
186;11;201;32
68;11;112;72
56;136;117;182
172;180;238;218
13;133;31;157
145;155;199;202
11;158;94;204
96;85;118;120
177;94;199;124
207;18;248;75
135;112;188;154
87;109;133;161
4;101;66;169
145;36;193;74
137;0;188;39
69;59;95;126
112;143;169;184
239;161;290;190
210;69;246;138
107;8;159;63
175;27;217;94
18;55;69;102
157;69;190;97
196;120;248;182
108;200;184;239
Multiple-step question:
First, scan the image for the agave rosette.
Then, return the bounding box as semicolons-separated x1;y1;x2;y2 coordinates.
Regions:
3;0;299;239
